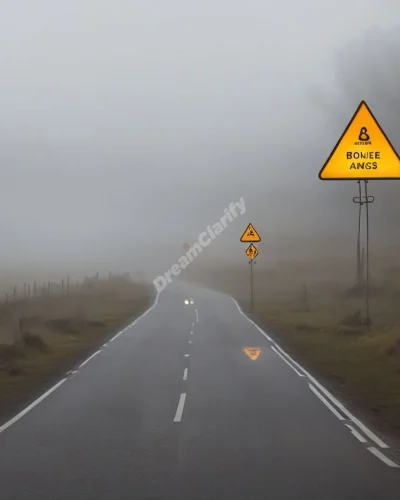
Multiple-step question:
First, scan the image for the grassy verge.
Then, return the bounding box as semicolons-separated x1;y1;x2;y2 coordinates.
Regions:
0;277;154;420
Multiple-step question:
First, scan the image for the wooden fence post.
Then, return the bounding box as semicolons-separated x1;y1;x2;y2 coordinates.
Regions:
303;284;309;311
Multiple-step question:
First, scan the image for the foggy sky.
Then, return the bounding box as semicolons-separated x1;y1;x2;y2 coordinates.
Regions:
1;1;399;279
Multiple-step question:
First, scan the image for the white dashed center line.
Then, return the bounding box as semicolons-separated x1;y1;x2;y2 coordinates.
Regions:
173;393;187;422
183;368;188;380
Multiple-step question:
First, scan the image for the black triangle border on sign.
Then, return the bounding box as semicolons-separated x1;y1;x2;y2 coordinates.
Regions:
318;100;400;181
240;223;261;242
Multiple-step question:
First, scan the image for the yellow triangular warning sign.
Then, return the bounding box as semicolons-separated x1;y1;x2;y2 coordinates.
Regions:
245;243;259;260
319;101;400;180
240;223;261;242
243;347;261;360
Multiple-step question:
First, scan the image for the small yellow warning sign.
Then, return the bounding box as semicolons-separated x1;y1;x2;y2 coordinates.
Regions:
243;347;261;360
319;101;400;180
240;223;261;242
245;243;258;260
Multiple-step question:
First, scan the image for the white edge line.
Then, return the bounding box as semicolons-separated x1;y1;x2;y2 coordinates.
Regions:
368;447;400;468
273;344;389;448
79;349;102;368
183;368;188;380
231;296;389;449
109;330;124;342
173;393;186;422
110;290;160;342
272;344;308;374
0;378;67;434
309;384;345;421
345;424;367;443
231;297;272;341
271;345;305;377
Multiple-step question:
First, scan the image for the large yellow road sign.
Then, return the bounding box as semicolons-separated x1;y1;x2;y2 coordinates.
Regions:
319;101;400;180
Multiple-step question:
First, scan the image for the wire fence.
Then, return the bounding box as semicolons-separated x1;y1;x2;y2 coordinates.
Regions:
2;271;131;304
0;271;136;345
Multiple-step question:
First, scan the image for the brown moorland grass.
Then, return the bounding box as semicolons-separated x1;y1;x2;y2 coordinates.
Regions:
0;276;154;420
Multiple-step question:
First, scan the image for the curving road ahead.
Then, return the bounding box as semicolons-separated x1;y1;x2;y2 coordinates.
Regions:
0;281;399;499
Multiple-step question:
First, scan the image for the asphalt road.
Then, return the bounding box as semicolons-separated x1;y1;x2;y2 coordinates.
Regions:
0;281;399;499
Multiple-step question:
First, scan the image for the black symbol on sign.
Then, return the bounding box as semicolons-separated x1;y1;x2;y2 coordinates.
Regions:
249;230;254;236
358;127;370;141
249;247;253;254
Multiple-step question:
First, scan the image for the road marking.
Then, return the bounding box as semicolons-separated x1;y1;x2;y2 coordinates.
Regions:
274;345;388;447
190;330;193;335
79;350;102;368
174;393;187;422
368;447;399;468
183;368;188;380
102;343;108;347
0;378;67;435
271;346;305;376
195;308;199;322
110;330;124;341
189;340;192;344
243;346;261;360
184;354;190;357
309;384;345;420
231;297;272;341
272;344;307;375
110;290;160;342
345;424;367;443
231;296;389;449
192;321;195;327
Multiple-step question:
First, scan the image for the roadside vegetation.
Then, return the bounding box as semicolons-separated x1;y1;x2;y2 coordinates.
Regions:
0;274;154;419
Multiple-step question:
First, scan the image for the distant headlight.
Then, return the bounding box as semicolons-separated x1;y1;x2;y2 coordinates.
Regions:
184;299;189;305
